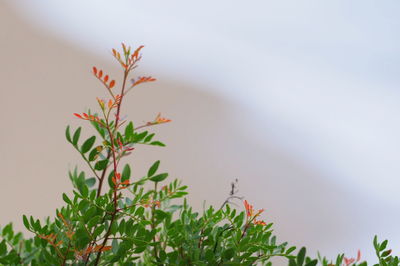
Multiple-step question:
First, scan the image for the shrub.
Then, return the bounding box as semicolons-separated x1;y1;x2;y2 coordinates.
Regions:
0;44;395;265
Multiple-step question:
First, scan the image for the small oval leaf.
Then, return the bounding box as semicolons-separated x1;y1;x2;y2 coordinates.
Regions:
81;136;96;154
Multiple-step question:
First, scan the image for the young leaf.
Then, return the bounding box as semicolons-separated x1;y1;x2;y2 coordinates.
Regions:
81;136;96;154
147;160;160;177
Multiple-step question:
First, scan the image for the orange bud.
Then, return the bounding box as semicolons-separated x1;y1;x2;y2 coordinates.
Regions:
109;80;115;88
104;75;109;82
98;70;103;78
74;113;83;119
93;66;97;75
112;48;117;57
108;99;113;109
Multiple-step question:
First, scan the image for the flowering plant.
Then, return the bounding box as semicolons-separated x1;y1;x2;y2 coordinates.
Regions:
0;44;397;265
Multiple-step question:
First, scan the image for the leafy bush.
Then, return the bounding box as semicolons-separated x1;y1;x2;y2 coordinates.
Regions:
0;44;396;265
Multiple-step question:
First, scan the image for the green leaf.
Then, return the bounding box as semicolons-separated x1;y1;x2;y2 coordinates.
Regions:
0;240;6;256
112;238;119;254
2;224;11;236
288;259;297;266
93;225;105;238
154;210;168;221
85;177;96;187
149;173;168;182
87;216;102;228
305;260;318;266
22;215;30;230
78;199;89;212
150;141;166;147
147;160;160;177
144;133;155;143
121;164;131;182
62;193;72;205
72;127;82;146
134;131;148;142
297;247;306;266
88;147;100;161
381;249;392;257
65;126;72;142
118;219;126;235
380;240;388;251
286;246;296;255
84;206;97;222
125;122;134;140
335;254;344;266
81;136;96;154
135;207;145;217
373;235;379;250
94;159;108;171
222;248;235;260
80;184;89;198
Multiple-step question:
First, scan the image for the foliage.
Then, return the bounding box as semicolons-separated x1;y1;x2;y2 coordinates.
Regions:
0;44;395;265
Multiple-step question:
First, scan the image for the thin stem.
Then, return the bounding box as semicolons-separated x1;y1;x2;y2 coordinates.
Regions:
93;113;120;265
151;182;159;260
96;150;110;197
114;71;128;129
93;211;117;265
96;70;128;198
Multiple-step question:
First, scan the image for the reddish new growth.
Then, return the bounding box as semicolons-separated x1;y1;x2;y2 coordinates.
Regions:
111;172;130;190
244;200;266;226
141;199;161;208
93;67;116;90
131;76;157;87
71;44;170;265
144;113;172;127
73;113;101;123
57;213;75;240
343;250;362;266
75;245;112;261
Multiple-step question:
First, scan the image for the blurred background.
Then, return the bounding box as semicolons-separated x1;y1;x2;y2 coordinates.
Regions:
1;0;400;263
